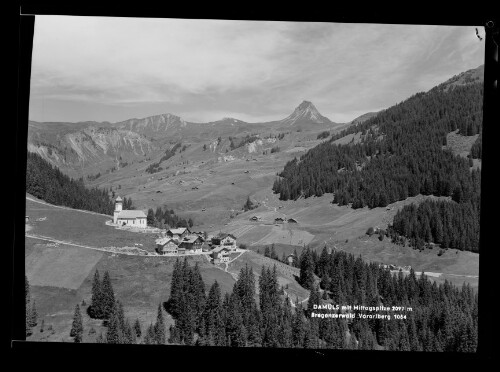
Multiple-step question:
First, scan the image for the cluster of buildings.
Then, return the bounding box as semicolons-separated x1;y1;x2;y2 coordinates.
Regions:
110;196;240;263
249;215;298;224
155;227;238;263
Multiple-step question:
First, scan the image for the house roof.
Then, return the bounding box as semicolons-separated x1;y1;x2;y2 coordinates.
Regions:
216;233;236;240
115;196;123;202
156;237;177;246
181;235;203;244
116;210;147;219
212;246;230;253
168;227;188;235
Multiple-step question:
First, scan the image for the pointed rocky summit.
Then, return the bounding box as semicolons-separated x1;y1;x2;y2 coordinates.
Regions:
280;101;332;125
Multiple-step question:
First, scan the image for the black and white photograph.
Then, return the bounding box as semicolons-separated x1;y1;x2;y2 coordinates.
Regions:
15;9;497;356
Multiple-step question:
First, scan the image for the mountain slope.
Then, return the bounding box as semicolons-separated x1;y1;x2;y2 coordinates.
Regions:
272;65;483;252
28;123;156;177
112;113;189;138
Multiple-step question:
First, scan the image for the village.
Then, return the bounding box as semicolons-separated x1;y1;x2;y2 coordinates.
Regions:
110;195;243;263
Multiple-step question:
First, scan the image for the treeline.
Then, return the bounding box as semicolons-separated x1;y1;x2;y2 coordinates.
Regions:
145;142;182;174
147;205;193;229
273;82;482;205
63;249;477;351
297;247;478;351
388;199;480;252
317;131;330;140
26;152;114;215
272;83;482;251
162;251;477;351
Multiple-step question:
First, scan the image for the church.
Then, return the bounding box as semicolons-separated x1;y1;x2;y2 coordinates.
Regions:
113;196;147;227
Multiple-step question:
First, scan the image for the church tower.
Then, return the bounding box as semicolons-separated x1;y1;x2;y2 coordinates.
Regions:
113;196;123;224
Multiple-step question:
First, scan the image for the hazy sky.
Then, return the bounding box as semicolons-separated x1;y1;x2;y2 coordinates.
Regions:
29;16;485;124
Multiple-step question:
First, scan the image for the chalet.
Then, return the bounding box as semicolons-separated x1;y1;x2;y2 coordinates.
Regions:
155;237;179;255
177;247;186;255
286;254;296;265
178;235;204;253
113;196;147;227
212;233;237;251
166;227;191;241
274;217;285;224
250;216;261;221
25;216;29;223
211;246;230;263
287;218;298;223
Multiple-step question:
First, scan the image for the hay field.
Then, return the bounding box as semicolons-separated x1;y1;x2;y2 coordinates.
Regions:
252;225;315;246
26;198;158;250
25;239;103;290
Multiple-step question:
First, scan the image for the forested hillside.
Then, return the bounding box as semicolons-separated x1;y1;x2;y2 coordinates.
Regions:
103;253;476;351
26;152;114;215
272;79;483;252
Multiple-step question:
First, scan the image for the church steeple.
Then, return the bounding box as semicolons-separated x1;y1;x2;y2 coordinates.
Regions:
113;196;122;224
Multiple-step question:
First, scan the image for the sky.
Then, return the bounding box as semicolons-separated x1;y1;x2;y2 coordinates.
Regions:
29;16;485;124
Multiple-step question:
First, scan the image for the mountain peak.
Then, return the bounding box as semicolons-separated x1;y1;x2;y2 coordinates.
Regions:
281;101;331;125
296;100;315;110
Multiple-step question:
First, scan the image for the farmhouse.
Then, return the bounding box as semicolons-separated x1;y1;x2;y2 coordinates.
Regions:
211;246;230;263
211;233;237;251
113;196;147;227
156;237;179;255
167;227;191;241
178;235;204;253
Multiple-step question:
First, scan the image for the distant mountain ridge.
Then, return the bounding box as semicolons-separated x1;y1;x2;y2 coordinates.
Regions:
27;100;338;175
28;64;483;179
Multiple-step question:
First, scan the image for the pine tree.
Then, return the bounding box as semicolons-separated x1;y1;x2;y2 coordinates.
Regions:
299;248;315;290
70;304;84;343
90;270;103;319
29;300;38;328
134;318;142;338
154;303;166;345
101;271;115;319
143;323;156;345
105;302;121;344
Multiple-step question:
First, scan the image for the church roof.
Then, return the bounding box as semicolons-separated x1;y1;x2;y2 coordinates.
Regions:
116;210;147;219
